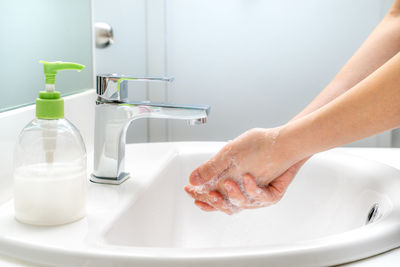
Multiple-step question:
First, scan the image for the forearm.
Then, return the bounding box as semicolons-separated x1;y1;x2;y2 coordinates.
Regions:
292;6;400;121
282;51;400;161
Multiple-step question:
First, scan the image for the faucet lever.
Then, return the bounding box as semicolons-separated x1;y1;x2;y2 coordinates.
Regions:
96;74;174;102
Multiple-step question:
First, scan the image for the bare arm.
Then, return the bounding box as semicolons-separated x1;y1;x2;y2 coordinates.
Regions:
281;51;400;161
294;3;400;120
186;50;400;214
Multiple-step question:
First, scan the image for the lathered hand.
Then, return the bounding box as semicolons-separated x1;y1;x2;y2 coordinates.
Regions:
184;128;305;214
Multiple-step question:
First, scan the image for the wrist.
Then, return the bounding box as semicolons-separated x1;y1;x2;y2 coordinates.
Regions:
274;121;316;165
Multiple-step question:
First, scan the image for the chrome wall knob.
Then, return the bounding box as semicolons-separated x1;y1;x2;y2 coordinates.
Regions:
95;22;114;49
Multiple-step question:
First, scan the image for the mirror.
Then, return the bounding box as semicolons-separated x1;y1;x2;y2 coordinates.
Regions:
0;0;93;112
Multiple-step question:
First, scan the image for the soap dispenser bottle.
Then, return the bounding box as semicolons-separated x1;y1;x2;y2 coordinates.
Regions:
13;61;87;226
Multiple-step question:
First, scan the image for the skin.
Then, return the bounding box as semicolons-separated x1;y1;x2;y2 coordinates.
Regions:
185;1;400;214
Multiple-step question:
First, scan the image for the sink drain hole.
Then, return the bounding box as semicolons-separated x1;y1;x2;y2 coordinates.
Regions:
366;203;380;225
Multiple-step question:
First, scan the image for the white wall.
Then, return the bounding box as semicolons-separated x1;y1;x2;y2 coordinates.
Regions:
164;0;394;146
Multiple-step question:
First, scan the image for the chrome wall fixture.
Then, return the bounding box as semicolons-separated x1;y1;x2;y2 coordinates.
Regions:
95;22;114;49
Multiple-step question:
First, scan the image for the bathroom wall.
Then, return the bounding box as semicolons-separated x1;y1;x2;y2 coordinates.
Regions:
162;0;394;146
93;0;395;146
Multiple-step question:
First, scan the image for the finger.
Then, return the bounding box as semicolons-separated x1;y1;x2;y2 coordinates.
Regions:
185;186;234;214
208;191;235;215
264;166;298;201
243;174;273;203
242;164;299;206
184;185;209;201
194;200;216;211
189;144;234;186
224;179;247;207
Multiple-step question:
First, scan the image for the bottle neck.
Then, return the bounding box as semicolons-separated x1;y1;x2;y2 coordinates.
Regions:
45;84;55;92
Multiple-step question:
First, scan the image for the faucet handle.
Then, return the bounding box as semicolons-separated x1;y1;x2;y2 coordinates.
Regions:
96;74;174;102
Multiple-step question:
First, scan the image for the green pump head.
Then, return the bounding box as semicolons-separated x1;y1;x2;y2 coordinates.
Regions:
36;61;85;119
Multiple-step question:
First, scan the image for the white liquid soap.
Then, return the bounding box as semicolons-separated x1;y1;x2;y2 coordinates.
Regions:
14;163;86;225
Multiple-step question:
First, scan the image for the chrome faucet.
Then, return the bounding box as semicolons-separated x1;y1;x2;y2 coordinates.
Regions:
90;74;210;184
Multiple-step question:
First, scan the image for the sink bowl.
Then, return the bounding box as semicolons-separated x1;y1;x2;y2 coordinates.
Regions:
0;142;400;267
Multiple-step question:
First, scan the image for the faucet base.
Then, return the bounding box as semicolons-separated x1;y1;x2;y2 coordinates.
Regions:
90;172;130;185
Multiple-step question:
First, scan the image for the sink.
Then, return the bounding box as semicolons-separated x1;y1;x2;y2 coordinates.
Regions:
0;142;400;267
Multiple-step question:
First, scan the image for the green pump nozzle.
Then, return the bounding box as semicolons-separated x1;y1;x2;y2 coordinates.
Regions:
40;60;85;85
36;60;85;119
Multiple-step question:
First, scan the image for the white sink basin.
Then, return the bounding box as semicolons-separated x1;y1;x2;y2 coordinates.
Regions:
0;142;400;267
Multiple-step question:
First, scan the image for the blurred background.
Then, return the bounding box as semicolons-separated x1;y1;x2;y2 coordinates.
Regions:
94;0;398;146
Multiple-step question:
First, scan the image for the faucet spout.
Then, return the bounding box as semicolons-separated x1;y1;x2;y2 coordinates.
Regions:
91;75;210;184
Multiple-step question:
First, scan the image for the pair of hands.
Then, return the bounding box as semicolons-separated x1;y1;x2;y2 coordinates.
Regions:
184;128;307;214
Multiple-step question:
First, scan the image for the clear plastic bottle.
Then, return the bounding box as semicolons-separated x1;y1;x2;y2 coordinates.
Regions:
13;61;87;226
14;119;87;225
